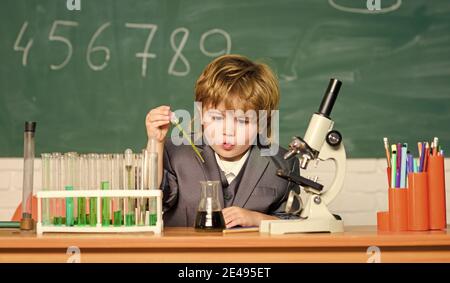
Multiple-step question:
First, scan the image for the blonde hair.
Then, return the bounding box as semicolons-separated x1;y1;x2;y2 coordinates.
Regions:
195;54;279;138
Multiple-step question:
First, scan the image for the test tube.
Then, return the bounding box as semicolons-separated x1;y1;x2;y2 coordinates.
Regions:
51;153;64;225
101;154;111;226
119;154;124;217
112;154;123;226
20;121;36;230
41;153;51;225
124;149;134;226
73;153;79;225
77;154;88;225
138;149;148;226
148;138;158;226
64;152;78;226
48;154;56;225
134;153;142;226
88;153;99;226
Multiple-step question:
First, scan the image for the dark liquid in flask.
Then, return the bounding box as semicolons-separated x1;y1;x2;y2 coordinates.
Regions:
194;211;226;231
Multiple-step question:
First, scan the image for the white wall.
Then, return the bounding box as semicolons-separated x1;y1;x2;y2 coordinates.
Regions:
1;158;449;226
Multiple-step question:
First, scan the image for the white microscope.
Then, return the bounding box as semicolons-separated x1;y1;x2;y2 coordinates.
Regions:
260;78;346;234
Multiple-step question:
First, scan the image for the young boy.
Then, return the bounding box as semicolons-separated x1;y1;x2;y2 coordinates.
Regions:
146;54;299;228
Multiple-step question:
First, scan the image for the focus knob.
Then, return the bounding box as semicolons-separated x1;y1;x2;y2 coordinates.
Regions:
326;130;342;147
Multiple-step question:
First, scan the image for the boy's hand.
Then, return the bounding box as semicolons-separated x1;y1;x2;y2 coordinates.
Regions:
222;206;278;228
146;105;171;143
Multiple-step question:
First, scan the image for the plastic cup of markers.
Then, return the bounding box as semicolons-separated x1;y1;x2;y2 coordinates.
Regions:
407;172;429;231
427;155;447;230
388;188;408;232
377;211;390;232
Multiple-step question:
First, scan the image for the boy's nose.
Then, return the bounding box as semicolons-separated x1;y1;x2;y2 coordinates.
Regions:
223;115;235;136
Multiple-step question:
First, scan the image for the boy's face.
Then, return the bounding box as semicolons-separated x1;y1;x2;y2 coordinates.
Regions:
202;102;258;161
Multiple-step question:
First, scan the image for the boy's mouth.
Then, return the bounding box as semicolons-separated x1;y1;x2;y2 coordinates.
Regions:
222;142;235;151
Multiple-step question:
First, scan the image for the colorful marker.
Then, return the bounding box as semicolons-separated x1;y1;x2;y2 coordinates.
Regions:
383;137;390;167
391;144;397;188
400;143;407;188
419;142;426;172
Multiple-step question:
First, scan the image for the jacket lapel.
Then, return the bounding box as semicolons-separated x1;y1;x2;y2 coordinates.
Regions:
233;146;269;207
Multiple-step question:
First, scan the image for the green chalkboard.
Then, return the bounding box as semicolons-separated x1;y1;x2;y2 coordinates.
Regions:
1;0;449;157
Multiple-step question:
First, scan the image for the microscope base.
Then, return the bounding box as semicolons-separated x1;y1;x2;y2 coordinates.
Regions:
260;218;344;234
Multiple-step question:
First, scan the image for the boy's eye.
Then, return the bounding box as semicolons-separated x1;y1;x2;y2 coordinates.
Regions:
236;117;249;124
211;115;223;121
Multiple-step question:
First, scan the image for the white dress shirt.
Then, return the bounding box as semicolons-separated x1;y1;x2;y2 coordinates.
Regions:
214;150;250;184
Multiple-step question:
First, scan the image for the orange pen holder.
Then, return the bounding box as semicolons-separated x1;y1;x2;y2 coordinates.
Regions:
427;155;447;230
407;172;429;231
377;211;390;231
388;188;408;231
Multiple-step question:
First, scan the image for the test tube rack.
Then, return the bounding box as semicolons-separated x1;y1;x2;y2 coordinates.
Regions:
36;189;163;235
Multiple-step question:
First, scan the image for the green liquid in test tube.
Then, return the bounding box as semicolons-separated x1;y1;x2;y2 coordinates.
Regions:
88;154;99;227
133;153;143;226
102;181;111;226
77;155;88;226
65;185;74;226
149;198;157;226
102;181;110;226
101;154;111;226
64;152;78;227
125;154;135;227
139;150;148;226
52;153;64;226
134;153;143;226
89;197;97;226
112;154;123;226
41;153;51;225
77;200;86;225
126;213;135;226
148;137;159;226
113;210;122;226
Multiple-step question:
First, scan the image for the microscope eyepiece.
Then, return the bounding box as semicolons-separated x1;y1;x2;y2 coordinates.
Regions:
24;121;36;132
318;78;342;118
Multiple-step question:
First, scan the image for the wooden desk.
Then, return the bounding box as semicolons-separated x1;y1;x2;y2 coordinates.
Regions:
0;226;449;263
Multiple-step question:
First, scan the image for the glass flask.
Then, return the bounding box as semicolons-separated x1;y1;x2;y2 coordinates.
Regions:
194;181;226;231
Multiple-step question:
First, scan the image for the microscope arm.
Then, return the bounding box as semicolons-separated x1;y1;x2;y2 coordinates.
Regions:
317;141;346;205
